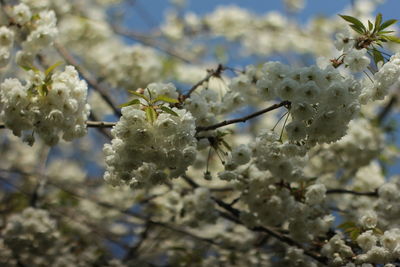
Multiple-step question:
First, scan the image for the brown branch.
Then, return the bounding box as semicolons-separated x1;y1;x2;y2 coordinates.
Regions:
326;188;378;197
86;120;116;128
181;64;225;101
54;42;122;117
196;101;291;132
0;121;115;130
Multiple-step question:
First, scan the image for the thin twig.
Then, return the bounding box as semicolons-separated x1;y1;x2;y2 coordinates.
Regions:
182;64;225;100
86;120;116;128
196;101;291;132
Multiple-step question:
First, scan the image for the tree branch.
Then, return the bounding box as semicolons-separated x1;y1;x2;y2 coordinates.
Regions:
0;121;116;130
326;188;378;197
196;101;291;132
54;42;122;117
181;64;225;101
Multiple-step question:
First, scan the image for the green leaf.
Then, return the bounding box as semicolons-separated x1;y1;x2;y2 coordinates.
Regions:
37;84;49;97
339;14;366;33
160;106;179;117
377;30;395;35
349;24;364;35
20;64;39;72
372;49;384;65
350;228;361;241
368;20;373;31
374;13;383;33
338;221;357;230
379;19;398;31
373;228;384;235
145;107;158;123
118;98;141;108
45;61;63;77
152;95;179;104
128;90;150;102
383;35;400;44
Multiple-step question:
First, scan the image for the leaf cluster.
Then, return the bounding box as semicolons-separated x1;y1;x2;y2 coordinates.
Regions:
119;88;180;123
338;221;383;241
339;13;399;65
22;61;64;97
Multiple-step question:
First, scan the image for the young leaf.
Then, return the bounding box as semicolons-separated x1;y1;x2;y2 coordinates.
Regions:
160;106;179;117
128;90;150;102
118;98;141;108
372;49;384;65
339;15;366;33
338;221;357;230
368;20;373;31
350;228;361;241
152;95;179;104
373;228;384;235
383;35;400;44
45;61;63;77
374;13;383;32
349;24;364;35
37;84;49;97
20;64;39;72
379;19;398;31
145;106;158;123
377;30;395;35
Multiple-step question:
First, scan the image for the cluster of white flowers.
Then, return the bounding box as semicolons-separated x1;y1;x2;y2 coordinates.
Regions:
361;52;400;102
94;45;164;90
376;177;400;226
184;88;222;127
180;187;218;227
221;65;261;113
252;131;307;182
257;62;361;145
0;65;90;145
321;234;354;266
6;2;59;67
103;83;197;188
0;26;14;67
306;118;384;183
162;5;349;58
1;207;60;266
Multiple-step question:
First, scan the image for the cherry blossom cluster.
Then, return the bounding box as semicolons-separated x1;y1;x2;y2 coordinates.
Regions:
257;62;361;145
103;83;197;188
361;52;400;103
1;207;60;266
0;26;14;67
0;65;90;145
1;2;58;68
306;118;384;180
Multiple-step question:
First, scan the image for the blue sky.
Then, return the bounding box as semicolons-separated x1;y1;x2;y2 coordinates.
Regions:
126;0;400;30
